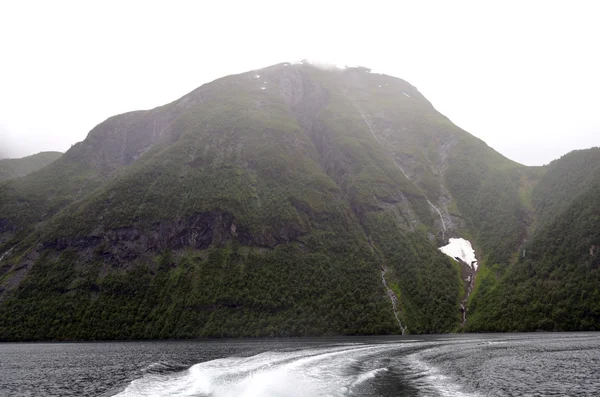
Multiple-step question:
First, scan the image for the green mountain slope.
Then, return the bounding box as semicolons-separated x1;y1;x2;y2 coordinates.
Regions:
467;171;600;331
0;151;62;182
0;62;597;340
467;148;600;331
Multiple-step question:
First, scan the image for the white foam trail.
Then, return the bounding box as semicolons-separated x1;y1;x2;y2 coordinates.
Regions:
114;343;416;397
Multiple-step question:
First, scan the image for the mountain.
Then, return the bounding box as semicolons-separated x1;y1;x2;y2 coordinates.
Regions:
0;151;62;182
0;61;598;340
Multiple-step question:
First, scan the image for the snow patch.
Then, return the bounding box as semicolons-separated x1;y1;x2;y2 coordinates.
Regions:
439;238;478;270
254;74;260;79
260;87;266;90
403;92;411;98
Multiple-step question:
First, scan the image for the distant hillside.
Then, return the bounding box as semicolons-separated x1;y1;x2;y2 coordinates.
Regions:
531;148;600;231
0;151;62;182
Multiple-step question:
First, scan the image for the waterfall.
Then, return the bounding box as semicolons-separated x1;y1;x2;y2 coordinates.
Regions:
426;199;447;241
381;267;407;335
460;273;475;326
355;104;381;145
365;235;407;334
0;247;14;263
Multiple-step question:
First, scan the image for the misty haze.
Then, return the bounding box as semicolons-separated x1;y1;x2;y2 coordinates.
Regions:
0;1;599;396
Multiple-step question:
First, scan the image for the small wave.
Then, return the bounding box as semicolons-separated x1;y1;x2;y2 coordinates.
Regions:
141;361;190;375
350;367;388;388
405;353;479;397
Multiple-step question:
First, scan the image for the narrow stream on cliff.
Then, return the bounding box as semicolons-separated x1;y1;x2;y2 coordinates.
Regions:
380;268;407;335
365;235;407;335
0;247;14;264
425;199;447;241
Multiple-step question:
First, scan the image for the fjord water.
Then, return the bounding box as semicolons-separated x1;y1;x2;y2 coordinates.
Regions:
0;333;598;396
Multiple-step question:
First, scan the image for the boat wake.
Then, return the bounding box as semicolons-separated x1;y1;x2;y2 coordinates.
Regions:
114;343;415;397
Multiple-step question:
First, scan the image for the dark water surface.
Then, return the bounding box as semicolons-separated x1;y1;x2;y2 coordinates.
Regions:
0;333;598;396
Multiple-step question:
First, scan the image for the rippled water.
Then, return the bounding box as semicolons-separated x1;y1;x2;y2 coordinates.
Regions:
0;333;598;396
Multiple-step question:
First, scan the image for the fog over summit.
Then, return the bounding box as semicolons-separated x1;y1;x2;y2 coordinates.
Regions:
1;1;598;165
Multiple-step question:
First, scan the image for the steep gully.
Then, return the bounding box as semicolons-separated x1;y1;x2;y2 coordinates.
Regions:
356;104;477;327
461;275;474;325
439;238;478;326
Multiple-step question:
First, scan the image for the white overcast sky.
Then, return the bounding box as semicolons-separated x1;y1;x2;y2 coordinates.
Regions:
1;0;598;165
